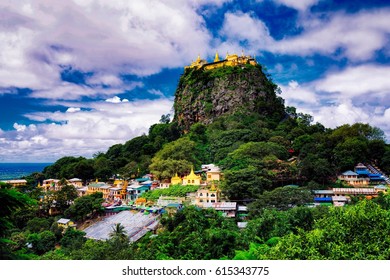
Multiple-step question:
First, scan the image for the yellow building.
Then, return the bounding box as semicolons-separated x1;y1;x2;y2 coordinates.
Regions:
185;51;257;71
202;164;222;182
194;183;220;206
57;218;76;231
41;179;61;192
87;181;112;199
182;168;201;186
68;178;83;188
1;179;27;188
170;173;182;185
207;170;222;182
184;55;208;70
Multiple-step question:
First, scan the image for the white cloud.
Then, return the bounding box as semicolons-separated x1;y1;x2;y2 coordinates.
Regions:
148;89;165;97
273;0;319;11
271;9;390;60
219;8;390;62
0;98;173;162
280;80;318;105
0;0;216;93
105;96;130;103
280;65;390;140
66;107;81;113
86;74;123;87
218;12;274;54
13;123;27;132
30;80;143;100
314;64;390;102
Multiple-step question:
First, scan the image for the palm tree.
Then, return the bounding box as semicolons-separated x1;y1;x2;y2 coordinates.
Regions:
109;223;128;242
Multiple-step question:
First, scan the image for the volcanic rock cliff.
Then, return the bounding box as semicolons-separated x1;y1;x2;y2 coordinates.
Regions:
173;64;285;132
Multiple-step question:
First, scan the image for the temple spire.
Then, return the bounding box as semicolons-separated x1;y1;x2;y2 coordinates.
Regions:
214;51;220;62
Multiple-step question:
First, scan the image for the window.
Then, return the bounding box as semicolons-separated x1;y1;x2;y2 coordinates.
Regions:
210;194;215;197
200;199;203;202
188;180;190;183
192;180;194;183
208;175;211;178
199;193;203;196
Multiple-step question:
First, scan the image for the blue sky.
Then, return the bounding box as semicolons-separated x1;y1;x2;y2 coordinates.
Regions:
0;0;389;162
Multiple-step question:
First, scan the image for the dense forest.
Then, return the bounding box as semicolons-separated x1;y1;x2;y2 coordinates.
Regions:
1;63;390;260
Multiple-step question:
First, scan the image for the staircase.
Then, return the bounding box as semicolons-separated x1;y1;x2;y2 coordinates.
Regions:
365;163;390;185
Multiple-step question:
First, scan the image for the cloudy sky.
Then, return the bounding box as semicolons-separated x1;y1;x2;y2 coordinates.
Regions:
0;0;389;162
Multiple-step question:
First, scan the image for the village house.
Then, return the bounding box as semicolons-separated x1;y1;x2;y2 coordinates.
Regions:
77;186;88;197
338;171;370;186
194;183;220;206
68;178;83;188
202;202;237;218
41;179;61;191
1;179;27;188
127;182;151;201
354;163;387;185
313;186;388;206
87;181;112;199
57;218;76;231
159;180;171;189
202;164;222;182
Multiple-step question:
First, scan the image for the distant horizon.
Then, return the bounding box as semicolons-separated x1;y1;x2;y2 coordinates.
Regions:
0;162;53;180
0;162;53;164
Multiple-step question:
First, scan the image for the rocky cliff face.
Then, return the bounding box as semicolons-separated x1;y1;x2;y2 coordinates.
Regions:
173;64;284;131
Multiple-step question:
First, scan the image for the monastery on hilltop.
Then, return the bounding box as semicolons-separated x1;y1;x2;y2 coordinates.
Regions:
185;51;258;70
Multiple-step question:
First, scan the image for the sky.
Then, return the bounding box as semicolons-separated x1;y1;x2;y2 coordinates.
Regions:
0;0;389;163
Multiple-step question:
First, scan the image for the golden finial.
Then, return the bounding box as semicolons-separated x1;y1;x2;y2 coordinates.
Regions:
214;51;220;62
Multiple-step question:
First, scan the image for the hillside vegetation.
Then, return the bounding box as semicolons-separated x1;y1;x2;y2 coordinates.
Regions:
3;63;390;260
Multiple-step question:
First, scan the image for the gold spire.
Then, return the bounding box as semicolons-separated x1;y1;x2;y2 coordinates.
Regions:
185;167;201;180
121;180;128;200
196;54;201;62
214;51;220;62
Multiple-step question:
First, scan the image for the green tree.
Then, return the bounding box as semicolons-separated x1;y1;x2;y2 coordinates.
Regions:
55;184;78;212
60;228;86;251
333;138;368;171
0;185;36;259
149;137;199;179
64;192;104;221
249;186;312;215
27;230;56;255
109;223;128;242
25;217;51;233
221;166;272;200
159;114;171;124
